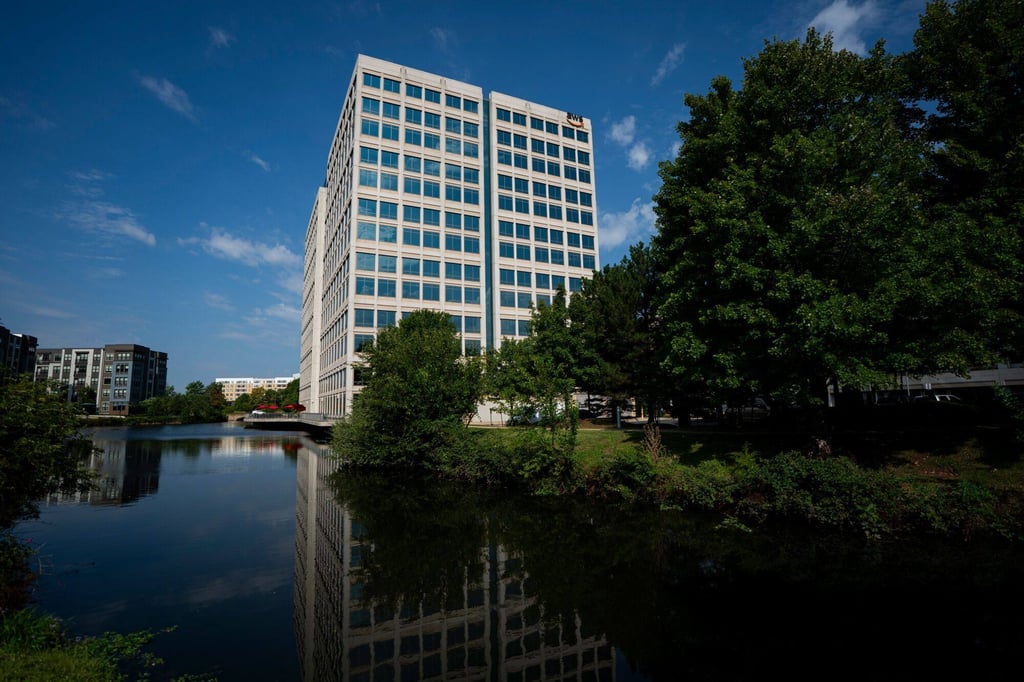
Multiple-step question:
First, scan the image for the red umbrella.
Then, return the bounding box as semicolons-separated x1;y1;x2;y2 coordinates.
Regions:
255;404;268;410
267;404;279;411
284;403;306;412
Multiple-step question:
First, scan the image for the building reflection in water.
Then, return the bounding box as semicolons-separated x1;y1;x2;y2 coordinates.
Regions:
44;439;162;505
294;444;615;681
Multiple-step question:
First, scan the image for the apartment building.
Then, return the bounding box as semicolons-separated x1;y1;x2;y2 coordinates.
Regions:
0;325;37;379
34;343;167;415
215;374;301;402
302;55;599;417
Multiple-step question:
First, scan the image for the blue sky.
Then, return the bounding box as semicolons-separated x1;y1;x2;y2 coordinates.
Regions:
0;1;927;390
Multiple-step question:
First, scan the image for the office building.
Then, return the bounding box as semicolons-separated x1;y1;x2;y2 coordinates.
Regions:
216;374;301;403
34;343;167;415
302;55;599;417
0;325;37;380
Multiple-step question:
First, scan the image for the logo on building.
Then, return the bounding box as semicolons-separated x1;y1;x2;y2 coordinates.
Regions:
566;112;585;128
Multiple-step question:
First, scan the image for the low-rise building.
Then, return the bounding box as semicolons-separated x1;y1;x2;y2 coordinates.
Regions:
216;374;300;403
34;344;168;415
0;325;37;380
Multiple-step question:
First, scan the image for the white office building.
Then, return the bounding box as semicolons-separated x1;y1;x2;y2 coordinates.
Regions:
301;55;599;418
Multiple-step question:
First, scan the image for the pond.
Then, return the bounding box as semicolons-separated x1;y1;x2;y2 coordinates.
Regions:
18;423;1024;680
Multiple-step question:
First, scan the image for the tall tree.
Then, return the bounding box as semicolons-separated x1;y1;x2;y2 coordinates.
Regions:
335;310;483;467
652;30;927;406
570;243;672;422
902;0;1024;366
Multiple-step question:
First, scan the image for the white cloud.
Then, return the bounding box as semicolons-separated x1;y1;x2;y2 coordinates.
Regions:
188;228;300;268
246;151;271;172
204;292;235;311
808;0;880;55
627;142;653;171
430;27;455;53
59;171;156;246
137;75;196;121
609;116;637;146
208;26;235;48
651;43;686;86
0;95;54;130
599;199;657;252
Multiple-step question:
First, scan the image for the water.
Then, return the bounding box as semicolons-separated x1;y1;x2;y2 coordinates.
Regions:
17;423;1024;681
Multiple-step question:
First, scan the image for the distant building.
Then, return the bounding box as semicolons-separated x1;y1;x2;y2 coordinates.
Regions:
0;325;37;380
34;344;168;415
301;55;599;417
216;374;300;403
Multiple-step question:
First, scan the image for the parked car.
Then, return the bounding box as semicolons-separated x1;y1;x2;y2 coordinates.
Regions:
913;393;962;403
507;410;542;426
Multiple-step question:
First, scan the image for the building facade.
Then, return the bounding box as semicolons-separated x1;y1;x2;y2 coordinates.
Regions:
0;325;37;379
34;344;168;415
215;374;301;403
301;55;599;417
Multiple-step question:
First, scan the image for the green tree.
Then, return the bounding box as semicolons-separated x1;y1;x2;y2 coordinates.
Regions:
570;243;673;422
901;0;1024;367
0;376;93;530
334;310;483;467
652;30;927;407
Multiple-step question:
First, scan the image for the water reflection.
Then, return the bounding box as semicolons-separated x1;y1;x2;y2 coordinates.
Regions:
294;444;615;681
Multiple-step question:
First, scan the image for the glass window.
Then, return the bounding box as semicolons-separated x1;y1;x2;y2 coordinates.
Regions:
463;141;478;158
383;102;400;119
532;157;546;173
378;279;396;297
383;77;400;93
404;177;421;194
534;226;548;242
568;232;581;247
464;316;481;333
402;258;420;275
512;112;526;126
445;163;461;181
513;134;527;150
379;224;396;242
567;208;580;223
445;285;462;303
547;161;560;176
464;264;480;281
361;118;379;136
562;125;575;138
536;273;550;289
497;149;512;165
580;169;591;184
378;254;396;273
580;191;593;206
403;206;420;223
445;261;462;280
404;155;422;173
355;334;374;351
445;184;461;202
545;121;557;134
424;132;440;149
356;276;374;295
355;308;374;327
546;142;559;157
547;185;561;201
498;195;513;211
500;290;515;307
405;129;421;145
424;160;440;176
445;137;461;154
362;97;380;115
423;209;440;226
463;236;479;253
515;223;530;239
531;138;545;154
463;122;478;138
569;252;582;267
533;202;547;217
500;319;515;336
445;117;461;134
577;130;589;143
380;201;397;219
357;221;375;240
530;116;544;130
549;229;563;245
406;107;422;124
563;147;576;162
445;94;461;109
582;235;595;250
566;189;579;204
360;146;379;165
464;215;479;231
425;88;441;103
549;205;562;220
423;180;440;197
552;275;565;290
406;84;422;98
514;198;529;214
403;228;420;246
551;249;565;265
537;293;551;307
402;281;420;299
569;277;582;292
514;177;528;194
497;130;511;146
564;165;577;180
423;230;440;248
499;242;514;258
425;112;440;129
499;268;515;285
463;168;479;184
423;283;440;300
449;315;462;332
358;198;376;217
581;210;594;225
463;99;478;113
514;153;527;169
535;247;549;263
363;73;380;88
380;173;398;190
445;233;461;251
359;168;377;187
498;220;513;237
517;292;532;309
578;151;590;166
377;309;396;327
423;259;440;277
516;243;530;260
583;254;596;269
518;319;531;336
532;181;546;197
356;252;375;271
496;107;511;121
516;270;531;287
445;211;461;229
381;151;399;168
